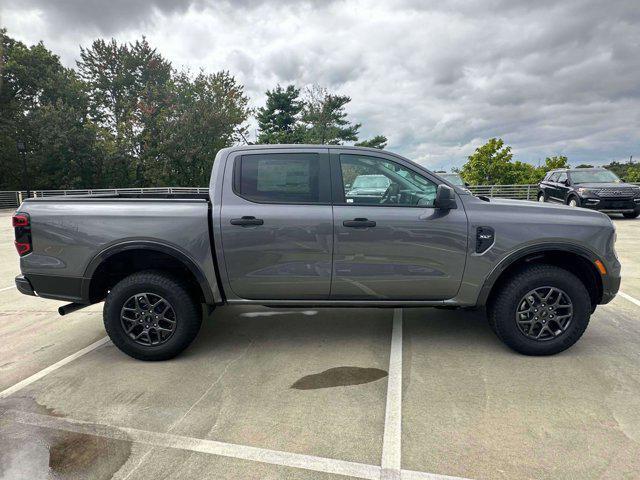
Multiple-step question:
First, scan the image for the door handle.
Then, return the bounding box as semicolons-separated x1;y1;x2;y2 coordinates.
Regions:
343;218;376;228
230;216;264;226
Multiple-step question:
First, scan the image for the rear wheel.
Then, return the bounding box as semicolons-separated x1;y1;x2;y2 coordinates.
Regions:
488;265;591;355
623;211;640;219
537;192;545;203
104;271;202;360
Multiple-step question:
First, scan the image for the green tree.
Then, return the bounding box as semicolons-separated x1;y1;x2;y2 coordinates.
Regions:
77;37;173;186
460;138;517;184
0;30;102;190
625;164;640;182
543;156;569;170
152;71;250;186
300;85;360;144
256;84;304;144
355;135;387;149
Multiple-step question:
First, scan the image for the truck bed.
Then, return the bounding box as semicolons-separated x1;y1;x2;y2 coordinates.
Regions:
16;194;221;304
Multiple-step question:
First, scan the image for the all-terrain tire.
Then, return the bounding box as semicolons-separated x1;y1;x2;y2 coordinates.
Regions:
488;264;591;355
104;271;202;360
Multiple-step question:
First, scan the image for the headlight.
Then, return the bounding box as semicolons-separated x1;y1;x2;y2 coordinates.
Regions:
577;187;600;195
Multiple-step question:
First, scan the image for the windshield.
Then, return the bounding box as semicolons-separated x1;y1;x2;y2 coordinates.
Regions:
439;173;465;186
351;175;390;189
570;169;621;184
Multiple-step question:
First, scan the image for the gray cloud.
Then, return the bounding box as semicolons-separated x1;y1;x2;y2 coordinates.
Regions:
2;0;639;168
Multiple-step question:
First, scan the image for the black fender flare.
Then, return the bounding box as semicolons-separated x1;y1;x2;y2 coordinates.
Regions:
81;240;215;304
476;242;601;306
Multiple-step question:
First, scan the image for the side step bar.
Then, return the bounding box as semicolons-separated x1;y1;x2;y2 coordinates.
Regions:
58;303;89;316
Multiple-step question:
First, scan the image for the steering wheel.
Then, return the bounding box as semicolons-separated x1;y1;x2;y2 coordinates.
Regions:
380;183;399;204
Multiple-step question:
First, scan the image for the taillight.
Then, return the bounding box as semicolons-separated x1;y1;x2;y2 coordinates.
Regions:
13;212;32;256
12;214;30;227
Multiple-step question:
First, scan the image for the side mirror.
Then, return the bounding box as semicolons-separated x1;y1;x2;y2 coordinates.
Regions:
434;184;457;210
564;179;571;186
464;182;470;187
620;178;626;183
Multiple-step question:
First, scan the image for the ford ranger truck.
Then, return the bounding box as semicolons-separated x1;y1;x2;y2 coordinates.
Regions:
13;145;621;360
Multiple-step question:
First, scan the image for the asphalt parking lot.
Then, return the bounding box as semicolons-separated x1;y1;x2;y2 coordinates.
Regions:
1;208;639;480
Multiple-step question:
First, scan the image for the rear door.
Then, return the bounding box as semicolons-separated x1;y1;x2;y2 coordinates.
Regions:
330;150;468;300
219;148;333;300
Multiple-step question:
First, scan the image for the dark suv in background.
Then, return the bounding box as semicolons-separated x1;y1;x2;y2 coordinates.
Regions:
538;168;640;218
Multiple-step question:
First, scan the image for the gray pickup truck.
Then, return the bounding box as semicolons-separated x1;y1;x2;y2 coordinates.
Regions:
13;145;620;360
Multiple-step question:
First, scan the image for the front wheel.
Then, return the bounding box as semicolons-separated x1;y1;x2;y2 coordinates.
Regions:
488;264;591;355
623;211;640;219
567;196;580;207
104;271;202;360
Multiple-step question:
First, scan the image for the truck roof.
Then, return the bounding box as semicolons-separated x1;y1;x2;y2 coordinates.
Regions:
220;144;392;155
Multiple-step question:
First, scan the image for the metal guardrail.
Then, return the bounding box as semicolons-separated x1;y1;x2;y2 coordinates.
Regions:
0;191;29;209
467;184;537;200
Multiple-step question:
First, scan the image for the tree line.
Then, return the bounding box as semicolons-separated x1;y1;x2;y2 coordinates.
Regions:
1;30;636;190
0;31;386;190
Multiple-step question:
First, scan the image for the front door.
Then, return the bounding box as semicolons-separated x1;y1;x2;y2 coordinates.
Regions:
330;151;468;300
555;172;569;203
220;148;333;300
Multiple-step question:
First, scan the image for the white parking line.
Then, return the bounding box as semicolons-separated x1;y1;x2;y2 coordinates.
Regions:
0;337;110;399
381;308;404;479
3;409;381;480
2;409;473;480
618;290;640;308
0;285;15;293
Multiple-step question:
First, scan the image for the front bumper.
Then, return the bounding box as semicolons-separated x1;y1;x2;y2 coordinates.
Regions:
600;274;621;304
582;197;640;213
15;275;36;297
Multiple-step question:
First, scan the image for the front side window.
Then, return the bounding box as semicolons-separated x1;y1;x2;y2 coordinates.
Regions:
557;172;567;184
340;154;437;207
548;172;560;182
237;153;321;203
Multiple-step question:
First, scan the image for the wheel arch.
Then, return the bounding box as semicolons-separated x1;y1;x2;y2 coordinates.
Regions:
479;243;603;310
82;240;215;305
566;192;580;204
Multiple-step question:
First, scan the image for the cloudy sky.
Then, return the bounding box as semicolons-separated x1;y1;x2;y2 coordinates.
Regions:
2;0;639;169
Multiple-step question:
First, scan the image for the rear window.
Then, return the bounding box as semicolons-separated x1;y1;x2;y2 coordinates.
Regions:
236;153;321;203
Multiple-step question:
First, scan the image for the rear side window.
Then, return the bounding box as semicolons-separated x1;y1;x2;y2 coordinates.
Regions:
235;153;324;204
